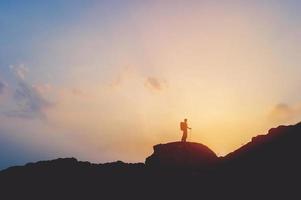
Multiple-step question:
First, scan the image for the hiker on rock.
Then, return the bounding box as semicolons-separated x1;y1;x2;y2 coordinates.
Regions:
180;118;191;142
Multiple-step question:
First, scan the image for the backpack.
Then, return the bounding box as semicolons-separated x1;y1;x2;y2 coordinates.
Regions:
180;122;185;131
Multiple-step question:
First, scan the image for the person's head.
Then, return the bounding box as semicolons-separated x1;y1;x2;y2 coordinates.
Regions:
184;118;187;122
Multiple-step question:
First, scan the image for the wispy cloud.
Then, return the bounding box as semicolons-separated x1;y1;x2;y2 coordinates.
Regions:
108;67;168;93
4;65;53;119
0;80;5;95
108;66;133;88
144;77;167;91
269;103;301;123
9;64;28;80
6;82;52;119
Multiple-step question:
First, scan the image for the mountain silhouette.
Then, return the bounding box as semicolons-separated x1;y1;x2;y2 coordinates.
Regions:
1;122;301;199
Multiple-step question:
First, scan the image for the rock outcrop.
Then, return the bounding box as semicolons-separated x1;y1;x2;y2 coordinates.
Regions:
145;142;218;170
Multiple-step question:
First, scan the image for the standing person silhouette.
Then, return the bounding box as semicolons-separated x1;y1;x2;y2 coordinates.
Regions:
180;118;191;142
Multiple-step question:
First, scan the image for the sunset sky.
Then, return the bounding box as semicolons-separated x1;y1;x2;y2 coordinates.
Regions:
1;0;301;169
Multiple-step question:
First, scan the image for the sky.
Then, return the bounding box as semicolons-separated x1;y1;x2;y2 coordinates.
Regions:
1;0;301;169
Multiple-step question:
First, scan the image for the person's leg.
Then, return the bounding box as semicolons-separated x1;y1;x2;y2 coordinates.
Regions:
181;130;187;142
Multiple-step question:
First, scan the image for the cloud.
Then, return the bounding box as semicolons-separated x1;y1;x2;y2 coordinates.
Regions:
71;88;83;96
0;80;5;94
108;66;168;93
32;84;53;95
3;64;53;119
9;64;28;80
109;74;123;88
0;80;8;102
144;77;167;91
269;103;301;123
5;82;53;119
108;66;133;88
